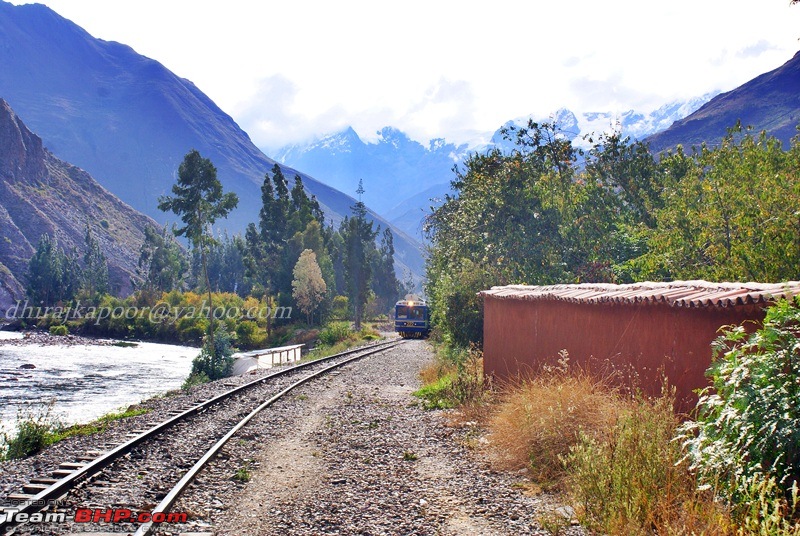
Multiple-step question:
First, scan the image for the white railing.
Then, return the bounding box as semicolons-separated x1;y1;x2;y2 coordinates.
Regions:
231;344;304;375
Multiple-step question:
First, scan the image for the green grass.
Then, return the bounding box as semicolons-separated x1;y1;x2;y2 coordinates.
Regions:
412;374;457;409
48;407;151;443
233;462;252;482
304;323;384;361
2;404;151;460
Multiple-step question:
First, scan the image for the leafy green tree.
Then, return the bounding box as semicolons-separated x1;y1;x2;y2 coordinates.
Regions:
643;126;800;281
158;149;239;347
292;249;327;324
424;121;658;345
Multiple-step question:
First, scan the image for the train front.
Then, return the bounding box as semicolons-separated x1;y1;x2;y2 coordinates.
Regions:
394;298;431;339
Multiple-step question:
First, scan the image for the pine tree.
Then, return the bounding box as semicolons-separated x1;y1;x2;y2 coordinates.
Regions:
341;180;377;329
371;227;401;314
158;149;238;347
81;225;109;300
26;234;64;306
137;225;187;293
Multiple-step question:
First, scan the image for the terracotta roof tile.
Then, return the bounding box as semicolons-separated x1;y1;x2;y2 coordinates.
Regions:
479;281;800;308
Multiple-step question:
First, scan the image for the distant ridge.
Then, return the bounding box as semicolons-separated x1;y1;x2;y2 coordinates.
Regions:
0;98;160;313
0;1;424;280
646;51;800;152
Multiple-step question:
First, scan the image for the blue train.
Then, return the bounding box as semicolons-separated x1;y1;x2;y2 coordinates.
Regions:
394;297;431;339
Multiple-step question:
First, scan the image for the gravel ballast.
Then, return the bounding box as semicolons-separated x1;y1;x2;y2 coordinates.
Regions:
164;339;585;535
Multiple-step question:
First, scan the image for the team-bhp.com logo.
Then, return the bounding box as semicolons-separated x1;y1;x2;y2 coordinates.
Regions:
2;507;188;524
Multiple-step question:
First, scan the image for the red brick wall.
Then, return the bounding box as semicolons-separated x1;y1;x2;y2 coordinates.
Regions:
482;296;764;412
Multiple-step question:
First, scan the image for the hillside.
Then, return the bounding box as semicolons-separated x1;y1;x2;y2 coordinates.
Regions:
0;99;160;314
646;51;800;152
0;1;424;280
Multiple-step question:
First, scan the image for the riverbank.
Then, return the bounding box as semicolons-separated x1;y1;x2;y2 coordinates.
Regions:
0;329;117;347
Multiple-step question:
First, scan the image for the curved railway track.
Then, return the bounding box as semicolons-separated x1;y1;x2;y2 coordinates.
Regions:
0;339;403;535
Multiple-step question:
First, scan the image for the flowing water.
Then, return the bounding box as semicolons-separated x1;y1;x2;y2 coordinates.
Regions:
0;333;197;432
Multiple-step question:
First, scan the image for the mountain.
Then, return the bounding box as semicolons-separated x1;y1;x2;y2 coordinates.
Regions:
275;126;467;215
276;97;714;240
481;96;716;153
0;1;424;281
0;98;160;314
645;52;800;152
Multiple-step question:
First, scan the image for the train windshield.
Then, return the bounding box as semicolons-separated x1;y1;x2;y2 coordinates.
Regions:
396;306;424;320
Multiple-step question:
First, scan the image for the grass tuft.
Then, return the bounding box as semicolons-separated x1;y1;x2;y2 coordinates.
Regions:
487;368;623;487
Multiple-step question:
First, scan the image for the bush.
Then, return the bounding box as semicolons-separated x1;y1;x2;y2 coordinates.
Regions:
188;327;234;382
331;295;349;320
680;298;800;506
236;320;264;349
318;322;352;346
49;324;68;336
564;393;729;534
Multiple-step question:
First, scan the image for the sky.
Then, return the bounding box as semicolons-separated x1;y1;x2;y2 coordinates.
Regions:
9;0;800;152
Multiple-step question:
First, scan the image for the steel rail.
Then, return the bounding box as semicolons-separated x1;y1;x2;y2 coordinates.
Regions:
0;338;400;533
133;340;402;536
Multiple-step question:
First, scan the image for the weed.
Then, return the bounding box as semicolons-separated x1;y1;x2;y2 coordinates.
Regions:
539;510;570;535
403;450;418;461
1;401;60;460
414;344;487;410
233;462;252;483
564;392;730;535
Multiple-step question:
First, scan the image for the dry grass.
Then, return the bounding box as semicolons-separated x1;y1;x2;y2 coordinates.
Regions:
484;366;736;534
486;368;626;487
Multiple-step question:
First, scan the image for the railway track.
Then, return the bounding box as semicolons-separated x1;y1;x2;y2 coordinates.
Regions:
0;338;403;535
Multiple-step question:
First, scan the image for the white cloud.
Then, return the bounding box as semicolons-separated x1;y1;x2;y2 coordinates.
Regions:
9;0;800;150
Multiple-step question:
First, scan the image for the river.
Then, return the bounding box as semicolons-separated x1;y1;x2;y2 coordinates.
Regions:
0;332;197;433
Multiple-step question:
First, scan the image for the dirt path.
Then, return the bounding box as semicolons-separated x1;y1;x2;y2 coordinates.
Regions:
170;339;584;535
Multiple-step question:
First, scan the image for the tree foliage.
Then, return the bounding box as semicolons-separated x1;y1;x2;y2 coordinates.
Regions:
425;120;800;347
80;225;109;301
137;225;187;293
642;125;800;281
292;249;327;324
341;180;378;329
